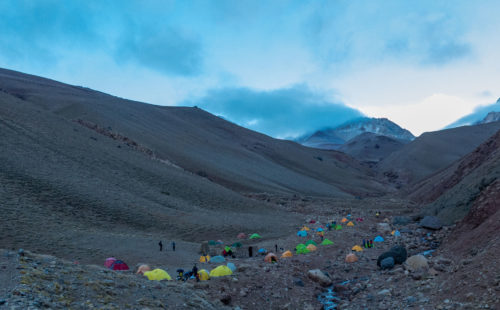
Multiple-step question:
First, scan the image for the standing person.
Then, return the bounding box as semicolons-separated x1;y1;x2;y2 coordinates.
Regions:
172;241;176;252
158;241;163;252
192;264;199;282
248;246;253;257
275;244;278;253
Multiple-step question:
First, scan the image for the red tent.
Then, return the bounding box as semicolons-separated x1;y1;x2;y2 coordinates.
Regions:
110;260;129;271
309;220;316;224
105;257;117;268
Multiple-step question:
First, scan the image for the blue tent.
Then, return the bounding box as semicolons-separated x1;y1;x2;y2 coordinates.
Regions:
258;248;267;254
227;262;236;272
374;236;384;242
297;230;307;237
316;227;324;232
394;230;401;237
210;256;225;263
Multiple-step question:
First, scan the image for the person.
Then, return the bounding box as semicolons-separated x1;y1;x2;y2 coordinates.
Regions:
172;241;176;252
320;234;324;242
275;244;278;252
192;264;199;282
158;241;163;252
248;246;253;257
176;268;184;281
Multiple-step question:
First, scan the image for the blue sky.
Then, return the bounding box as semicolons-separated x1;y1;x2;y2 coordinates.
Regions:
1;1;500;137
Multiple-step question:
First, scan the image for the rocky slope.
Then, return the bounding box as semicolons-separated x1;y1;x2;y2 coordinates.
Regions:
477;111;500;124
299;117;414;150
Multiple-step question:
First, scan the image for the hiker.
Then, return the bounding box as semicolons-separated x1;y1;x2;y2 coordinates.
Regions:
172;241;176;252
158;241;163;252
328;223;331;231
275;244;278;252
320;234;324;241
192;264;199;282
176;269;184;281
248;246;253;257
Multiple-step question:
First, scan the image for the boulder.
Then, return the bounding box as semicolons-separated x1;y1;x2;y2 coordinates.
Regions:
377;245;407;267
307;269;332;287
405;255;429;272
393;216;411;225
377;223;391;234
380;257;395;270
420;216;442;230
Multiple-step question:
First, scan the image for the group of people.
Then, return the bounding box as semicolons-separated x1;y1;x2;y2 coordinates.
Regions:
176;264;200;282
158;241;175;252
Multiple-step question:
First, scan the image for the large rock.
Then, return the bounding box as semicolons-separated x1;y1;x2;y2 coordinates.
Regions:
377;245;407;267
307;269;332;287
420;216;442;230
405;255;429;272
380;257;395;270
393;216;411;225
377;223;392;234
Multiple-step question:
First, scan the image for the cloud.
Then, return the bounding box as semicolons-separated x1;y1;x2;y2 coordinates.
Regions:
115;25;203;76
446;98;500;128
182;85;364;138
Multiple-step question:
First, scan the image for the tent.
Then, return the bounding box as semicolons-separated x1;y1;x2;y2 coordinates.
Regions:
210;265;233;277
216;240;224;245
320;239;334;246
296;243;306;250
316;227;324;232
351;245;363;252
301;226;310;231
237;233;247;239
341;218;348;223
258;248;267;254
144;269;171;281
296;247;310;254
306;244;317;251
249;233;262;239
345;253;358;263
309;220;316;224
305;240;317;246
356;218;364;222
391;230;401;237
210;256;225;263
199;255;211;263
136;264;151;275
110;260;129;271
297;230;307;237
208;240;217;246
335;224;343;230
347;221;355;227
374;236;384;242
105;257;116;268
281;250;293;258
232;242;243;248
198;269;210;281
264;253;278;263
227;263;236;272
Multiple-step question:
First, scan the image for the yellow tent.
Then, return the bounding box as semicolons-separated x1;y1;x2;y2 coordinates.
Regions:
209;265;233;277
198;269;210;281
281;250;293;258
306;244;317;251
301;226;310;231
199;255;211;263
347;221;354;227
143;269;172;281
351;245;363;252
341;218;348;223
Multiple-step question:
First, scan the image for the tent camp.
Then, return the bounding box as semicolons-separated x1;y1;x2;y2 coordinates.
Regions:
210;256;225;263
306;244;317;251
199;255;211;263
281;250;293;258
264;253;278;263
321;239;334;245
351;245;363;252
374;236;384;242
237;233;247;239
143;269;171;281
305;240;317;246
345;253;358;263
198;269;210;281
297;230;307;237
249;233;262;239
347;221;355;227
210;265;233;277
136;264;151;275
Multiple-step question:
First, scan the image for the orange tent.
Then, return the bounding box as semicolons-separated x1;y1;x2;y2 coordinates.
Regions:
301;226;310;231
345;253;358;263
136;264;151;275
264;253;278;263
341;218;348;223
281;250;293;258
306;244;317;251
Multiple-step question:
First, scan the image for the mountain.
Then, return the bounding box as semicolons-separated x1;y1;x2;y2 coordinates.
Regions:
0;68;389;264
446;98;500;128
299;117;414;150
377;121;500;187
338;132;409;165
477;111;500;124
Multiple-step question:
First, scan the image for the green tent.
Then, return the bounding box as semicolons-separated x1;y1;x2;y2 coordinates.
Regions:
334;224;343;230
305;240;317;246
295;243;306;250
249;233;262;239
232;242;242;248
321;239;334;245
296;246;310;254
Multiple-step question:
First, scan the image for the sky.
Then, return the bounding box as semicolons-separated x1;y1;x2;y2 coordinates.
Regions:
1;0;500;138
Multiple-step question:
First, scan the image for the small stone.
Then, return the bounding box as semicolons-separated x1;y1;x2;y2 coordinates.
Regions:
293;278;304;287
377;289;391;296
220;294;231;305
